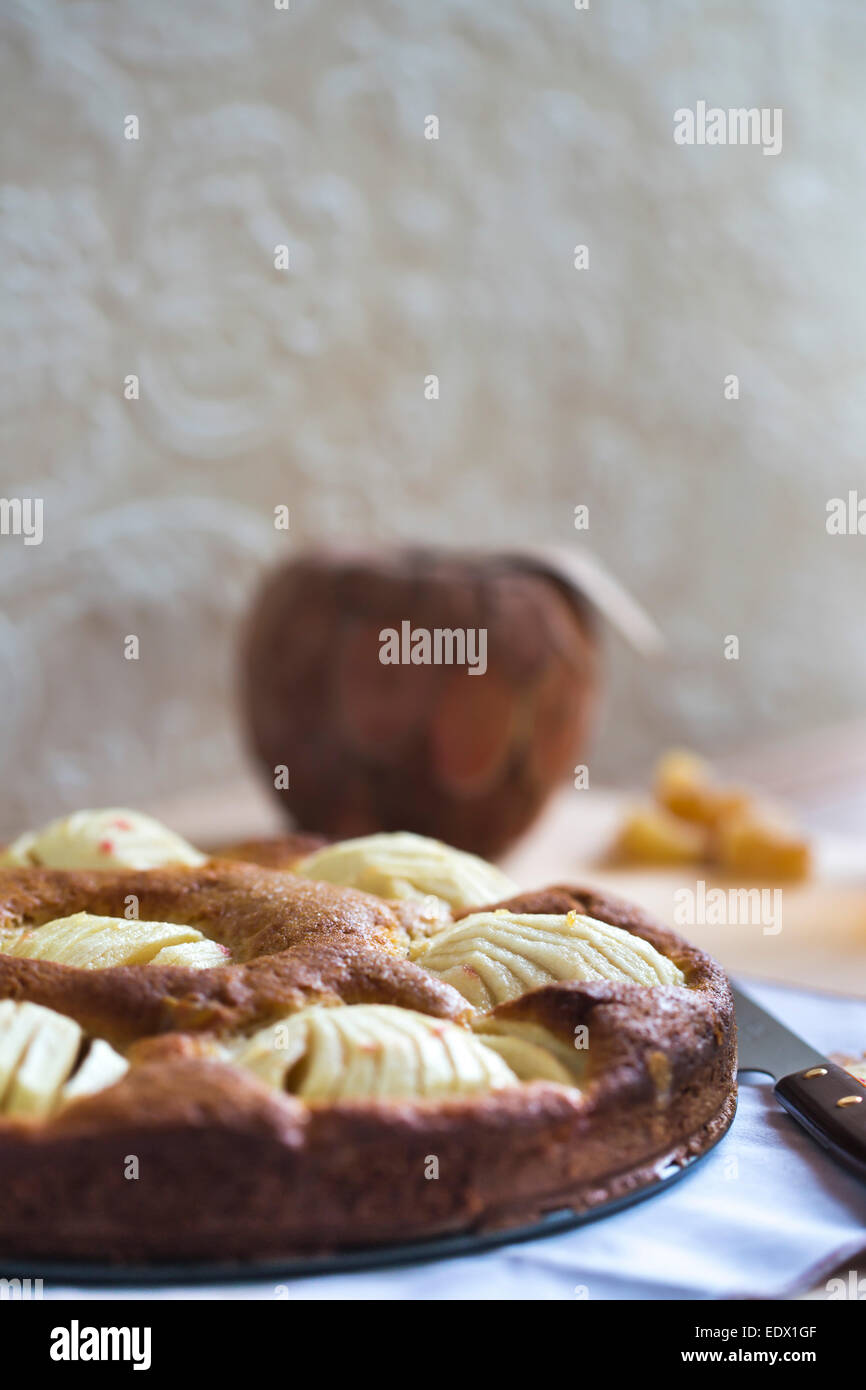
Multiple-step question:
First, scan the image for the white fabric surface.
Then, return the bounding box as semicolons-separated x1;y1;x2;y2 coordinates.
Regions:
47;981;866;1302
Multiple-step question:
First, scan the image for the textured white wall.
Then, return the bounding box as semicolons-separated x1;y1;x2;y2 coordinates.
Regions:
1;0;865;836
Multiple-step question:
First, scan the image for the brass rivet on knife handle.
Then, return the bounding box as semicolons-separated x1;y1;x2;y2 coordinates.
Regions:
774;1057;866;1183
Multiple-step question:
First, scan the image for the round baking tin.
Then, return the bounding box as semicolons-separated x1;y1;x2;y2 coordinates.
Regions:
0;1103;734;1286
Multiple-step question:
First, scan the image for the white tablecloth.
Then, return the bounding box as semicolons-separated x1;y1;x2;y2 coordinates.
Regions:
48;982;866;1301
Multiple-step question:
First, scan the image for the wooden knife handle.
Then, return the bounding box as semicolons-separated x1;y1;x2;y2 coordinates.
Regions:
775;1062;866;1183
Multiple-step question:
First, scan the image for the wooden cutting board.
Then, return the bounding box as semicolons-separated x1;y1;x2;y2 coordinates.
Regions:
151;777;866;999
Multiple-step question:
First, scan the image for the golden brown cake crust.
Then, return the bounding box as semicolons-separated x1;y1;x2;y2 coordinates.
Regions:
214;833;327;870
0;862;469;1044
0;870;736;1262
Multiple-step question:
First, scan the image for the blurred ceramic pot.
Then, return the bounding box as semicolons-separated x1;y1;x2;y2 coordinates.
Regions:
241;548;600;858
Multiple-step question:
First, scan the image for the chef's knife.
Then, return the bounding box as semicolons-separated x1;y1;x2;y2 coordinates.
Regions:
733;985;866;1182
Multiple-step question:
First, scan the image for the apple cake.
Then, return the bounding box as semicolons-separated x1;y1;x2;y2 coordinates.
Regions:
0;811;736;1262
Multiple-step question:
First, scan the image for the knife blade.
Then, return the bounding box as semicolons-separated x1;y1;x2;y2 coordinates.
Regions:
733;985;866;1183
733;985;827;1077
